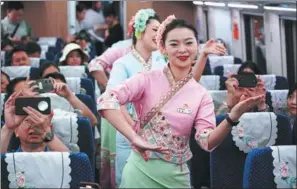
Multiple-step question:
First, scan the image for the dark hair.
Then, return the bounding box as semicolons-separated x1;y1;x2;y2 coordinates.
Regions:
237;61;262;75
288;83;297;99
40;62;60;77
6;77;27;98
44;73;67;84
1;71;10;82
161;19;198;45
11;45;27;55
76;3;87;13
132;14;160;45
26;42;41;55
7;1;24;11
103;5;116;18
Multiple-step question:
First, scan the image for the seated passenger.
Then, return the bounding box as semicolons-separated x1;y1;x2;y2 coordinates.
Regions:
286;83;296;125
237;61;262;75
40;62;60;78
11;46;30;66
1;71;10;93
1;90;68;153
216;65;267;115
59;43;89;66
26;41;41;58
44;73;98;127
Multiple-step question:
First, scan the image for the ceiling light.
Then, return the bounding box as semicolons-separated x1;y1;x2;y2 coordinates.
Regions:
204;2;226;7
193;1;204;5
1;2;4;5
228;3;258;9
264;6;296;12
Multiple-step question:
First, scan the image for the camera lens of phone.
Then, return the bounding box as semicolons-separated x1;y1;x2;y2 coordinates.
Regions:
38;101;48;111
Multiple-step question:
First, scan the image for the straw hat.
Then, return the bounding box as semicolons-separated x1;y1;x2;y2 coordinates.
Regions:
59;43;89;64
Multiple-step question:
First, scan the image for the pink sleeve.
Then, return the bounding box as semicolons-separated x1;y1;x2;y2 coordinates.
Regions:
88;47;131;72
194;92;216;152
97;71;147;112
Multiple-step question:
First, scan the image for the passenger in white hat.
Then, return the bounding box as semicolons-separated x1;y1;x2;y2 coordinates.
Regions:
59;43;89;66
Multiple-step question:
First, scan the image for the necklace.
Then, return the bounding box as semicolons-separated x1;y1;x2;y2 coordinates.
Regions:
131;46;152;71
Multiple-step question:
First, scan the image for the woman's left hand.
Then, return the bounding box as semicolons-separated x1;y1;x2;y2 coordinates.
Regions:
229;94;264;121
200;39;227;56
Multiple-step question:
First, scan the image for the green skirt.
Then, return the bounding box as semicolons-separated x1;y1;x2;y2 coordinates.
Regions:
120;150;191;188
100;118;117;188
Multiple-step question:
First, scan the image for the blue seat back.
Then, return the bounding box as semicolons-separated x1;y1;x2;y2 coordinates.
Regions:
76;94;97;115
1;153;94;188
210;114;292;188
80;78;95;100
275;76;289;90
243;147;275;188
29;67;41;80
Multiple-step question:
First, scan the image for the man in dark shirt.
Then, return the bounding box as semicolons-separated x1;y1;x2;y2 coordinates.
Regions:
103;5;123;47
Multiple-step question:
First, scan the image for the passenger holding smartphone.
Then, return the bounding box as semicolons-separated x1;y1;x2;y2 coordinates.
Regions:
44;73;98;127
216;72;267;115
1;90;69;153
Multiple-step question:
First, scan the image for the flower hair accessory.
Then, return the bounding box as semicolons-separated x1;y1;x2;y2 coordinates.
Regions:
134;9;156;39
156;15;176;52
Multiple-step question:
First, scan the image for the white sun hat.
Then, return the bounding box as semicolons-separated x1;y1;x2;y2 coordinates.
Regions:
59;43;89;64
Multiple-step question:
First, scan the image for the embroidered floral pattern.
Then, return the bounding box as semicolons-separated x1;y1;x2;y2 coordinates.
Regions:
131;46;152;71
16;172;35;188
280;162;297;188
140;66;193;127
138;112;192;164
97;91;120;110
195;128;214;151
271;92;287;114
88;59;105;72
236;125;258;149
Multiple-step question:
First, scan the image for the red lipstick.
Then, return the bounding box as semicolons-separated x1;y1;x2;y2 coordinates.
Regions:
177;56;189;61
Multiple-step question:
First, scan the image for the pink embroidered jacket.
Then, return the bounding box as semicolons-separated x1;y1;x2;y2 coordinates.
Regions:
97;66;217;164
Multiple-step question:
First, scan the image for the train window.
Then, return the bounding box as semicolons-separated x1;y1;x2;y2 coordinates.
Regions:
284;19;297;86
244;15;267;74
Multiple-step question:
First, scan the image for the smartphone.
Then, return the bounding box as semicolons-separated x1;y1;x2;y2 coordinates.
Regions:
79;182;100;189
232;72;258;88
34;79;53;93
15;97;51;115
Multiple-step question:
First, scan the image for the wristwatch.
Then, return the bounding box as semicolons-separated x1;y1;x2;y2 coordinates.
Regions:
43;130;54;142
225;113;240;126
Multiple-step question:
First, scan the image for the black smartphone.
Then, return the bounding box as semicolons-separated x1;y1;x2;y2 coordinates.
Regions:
15;97;51;115
34;79;53;93
232;72;258;88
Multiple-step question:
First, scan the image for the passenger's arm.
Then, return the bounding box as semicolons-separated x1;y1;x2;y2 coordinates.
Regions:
52;80;98;126
1;125;14;153
46;134;69;152
66;93;98;126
